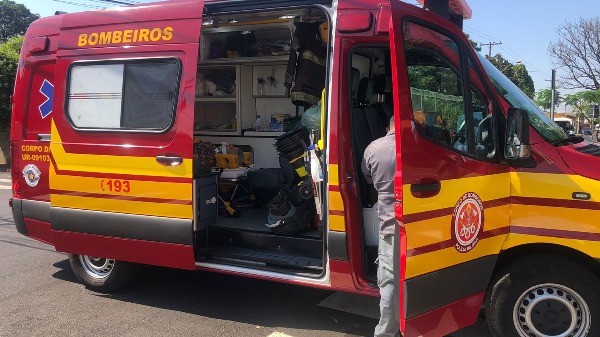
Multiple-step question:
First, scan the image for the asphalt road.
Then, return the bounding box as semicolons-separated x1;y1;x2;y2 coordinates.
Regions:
0;170;489;337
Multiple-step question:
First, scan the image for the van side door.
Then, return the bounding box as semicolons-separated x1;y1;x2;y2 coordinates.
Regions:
389;3;511;336
50;2;203;270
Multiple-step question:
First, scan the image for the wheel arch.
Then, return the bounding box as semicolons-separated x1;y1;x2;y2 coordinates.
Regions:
493;242;600;283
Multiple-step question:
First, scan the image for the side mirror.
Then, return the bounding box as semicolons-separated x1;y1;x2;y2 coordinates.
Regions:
505;108;530;160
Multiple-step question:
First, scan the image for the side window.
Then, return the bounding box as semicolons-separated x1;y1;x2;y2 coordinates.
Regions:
472;87;494;158
403;21;495;158
67;59;180;131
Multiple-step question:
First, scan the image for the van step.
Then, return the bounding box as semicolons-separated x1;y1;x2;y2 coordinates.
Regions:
201;246;323;270
207;226;323;260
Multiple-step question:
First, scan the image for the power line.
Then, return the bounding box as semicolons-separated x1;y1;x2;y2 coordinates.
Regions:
480;41;502;58
464;25;499;42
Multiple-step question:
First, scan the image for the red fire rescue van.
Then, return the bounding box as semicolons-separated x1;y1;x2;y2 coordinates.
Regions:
10;0;600;336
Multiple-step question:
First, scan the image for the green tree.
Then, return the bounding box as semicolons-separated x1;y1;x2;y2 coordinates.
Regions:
511;64;535;98
465;33;481;52
535;88;562;110
0;35;23;130
0;0;39;42
486;53;535;98
564;90;600;131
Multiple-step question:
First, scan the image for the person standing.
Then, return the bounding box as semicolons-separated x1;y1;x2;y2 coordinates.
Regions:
361;117;400;337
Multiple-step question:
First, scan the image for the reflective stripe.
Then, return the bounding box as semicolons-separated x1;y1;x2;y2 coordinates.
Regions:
300;50;326;66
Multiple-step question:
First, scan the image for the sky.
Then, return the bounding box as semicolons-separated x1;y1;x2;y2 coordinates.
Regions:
12;0;600;98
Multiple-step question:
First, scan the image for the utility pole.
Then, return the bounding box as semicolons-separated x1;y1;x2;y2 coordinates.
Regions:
550;69;556;120
481;41;502;57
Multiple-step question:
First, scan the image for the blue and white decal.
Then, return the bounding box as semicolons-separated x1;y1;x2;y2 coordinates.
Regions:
39;79;54;119
22;164;41;187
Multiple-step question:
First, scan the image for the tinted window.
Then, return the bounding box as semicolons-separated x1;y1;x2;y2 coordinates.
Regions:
67;59;180;131
404;23;464;151
404;22;495;158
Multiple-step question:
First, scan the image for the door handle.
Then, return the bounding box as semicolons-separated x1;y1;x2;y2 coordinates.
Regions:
156;153;183;166
410;178;441;198
37;134;51;142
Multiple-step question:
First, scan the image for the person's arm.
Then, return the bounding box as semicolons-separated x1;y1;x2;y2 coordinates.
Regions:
361;148;373;184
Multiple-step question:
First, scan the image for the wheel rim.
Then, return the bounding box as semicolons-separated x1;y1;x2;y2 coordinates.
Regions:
79;255;115;279
513;283;591;337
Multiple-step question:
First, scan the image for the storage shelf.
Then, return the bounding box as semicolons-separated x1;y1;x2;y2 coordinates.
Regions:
201;21;291;34
200;55;289;65
243;131;285;137
194;129;238;135
195;97;236;102
253;95;288;98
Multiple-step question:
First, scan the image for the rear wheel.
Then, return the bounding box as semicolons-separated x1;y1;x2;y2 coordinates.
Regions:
485;255;600;337
68;254;137;292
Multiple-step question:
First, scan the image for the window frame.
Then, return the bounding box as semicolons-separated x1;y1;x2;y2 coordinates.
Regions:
65;57;182;134
401;17;500;162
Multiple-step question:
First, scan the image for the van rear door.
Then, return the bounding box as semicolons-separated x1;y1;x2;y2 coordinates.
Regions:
49;2;204;270
389;2;511;336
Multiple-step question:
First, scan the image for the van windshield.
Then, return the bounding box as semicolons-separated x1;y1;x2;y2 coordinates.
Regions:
477;54;568;143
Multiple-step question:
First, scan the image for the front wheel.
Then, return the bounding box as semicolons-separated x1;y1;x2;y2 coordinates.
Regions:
485;254;600;337
68;254;137;293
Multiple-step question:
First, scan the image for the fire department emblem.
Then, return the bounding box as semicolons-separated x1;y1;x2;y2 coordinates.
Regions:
22;164;41;187
451;192;484;253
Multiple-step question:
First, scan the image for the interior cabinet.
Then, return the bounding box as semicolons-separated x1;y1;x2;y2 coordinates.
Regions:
194;21;297;136
195;65;239;135
199;21;292;63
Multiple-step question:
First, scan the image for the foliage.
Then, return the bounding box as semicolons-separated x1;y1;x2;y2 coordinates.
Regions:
465;33;481;52
0;0;39;42
0;35;23;130
485;53;535;98
564;90;600;126
511;64;535;98
535;88;562;110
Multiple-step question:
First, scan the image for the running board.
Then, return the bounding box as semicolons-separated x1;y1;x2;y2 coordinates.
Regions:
199;246;323;271
207;226;323;260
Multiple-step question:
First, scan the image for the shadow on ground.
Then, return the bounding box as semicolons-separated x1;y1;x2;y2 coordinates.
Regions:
53;260;378;336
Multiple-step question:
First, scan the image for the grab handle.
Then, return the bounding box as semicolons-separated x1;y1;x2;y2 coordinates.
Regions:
410;178;441;198
156;153;183;166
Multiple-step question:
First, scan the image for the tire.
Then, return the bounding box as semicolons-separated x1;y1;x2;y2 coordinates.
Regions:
485;254;600;337
68;254;138;293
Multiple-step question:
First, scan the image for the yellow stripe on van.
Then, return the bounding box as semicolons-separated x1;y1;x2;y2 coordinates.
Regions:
405;235;506;278
329;214;346;231
51;194;192;219
329;191;344;212
51;172;190;201
50;122;191;178
402;173;511;216
511;172;600;200
406;204;510;250
328;164;340;185
501;233;600;260
511;204;600;235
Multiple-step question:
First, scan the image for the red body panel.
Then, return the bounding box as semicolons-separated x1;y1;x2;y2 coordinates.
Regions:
11;16;62;202
557;142;600;178
24;219;54;245
404;292;485;337
53;230;196;270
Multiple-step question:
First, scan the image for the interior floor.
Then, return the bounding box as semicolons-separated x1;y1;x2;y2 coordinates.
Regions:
195;203;323;275
216;207;321;239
